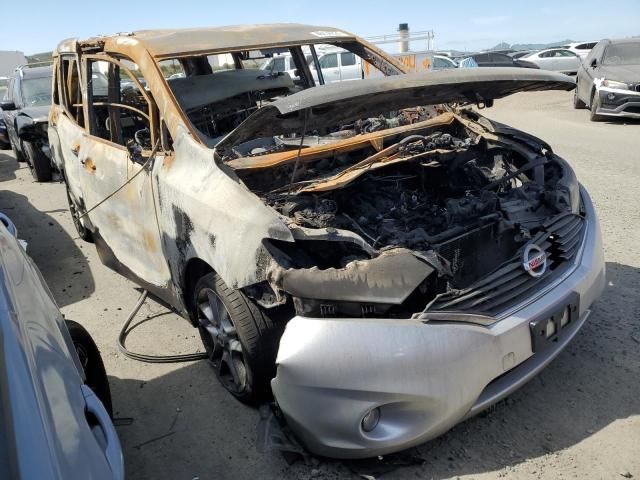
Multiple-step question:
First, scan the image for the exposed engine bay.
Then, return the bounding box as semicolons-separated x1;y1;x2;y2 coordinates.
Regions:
231;110;581;318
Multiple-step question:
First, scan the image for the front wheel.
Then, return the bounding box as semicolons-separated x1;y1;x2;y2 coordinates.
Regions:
66;185;94;242
23;141;52;182
573;87;585;109
590;93;604;122
11;140;26;163
66;320;113;417
194;272;283;404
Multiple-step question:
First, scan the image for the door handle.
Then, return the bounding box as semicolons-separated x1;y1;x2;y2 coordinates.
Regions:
81;385;125;480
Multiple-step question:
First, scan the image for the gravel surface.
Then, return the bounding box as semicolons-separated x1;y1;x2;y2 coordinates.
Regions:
0;89;638;480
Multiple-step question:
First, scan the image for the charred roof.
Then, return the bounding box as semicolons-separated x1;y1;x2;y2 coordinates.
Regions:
54;24;356;59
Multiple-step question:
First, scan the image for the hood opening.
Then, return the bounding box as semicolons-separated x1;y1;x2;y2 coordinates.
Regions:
248;111;580;319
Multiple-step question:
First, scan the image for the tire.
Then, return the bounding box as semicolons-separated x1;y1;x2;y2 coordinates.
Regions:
66;184;94;242
573;87;585;109
590;92;604;122
11;140;26;163
193;272;283;404
23;141;52;182
66;320;113;417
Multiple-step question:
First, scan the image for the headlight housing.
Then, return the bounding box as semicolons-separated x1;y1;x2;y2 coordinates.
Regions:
552;155;580;215
601;79;629;90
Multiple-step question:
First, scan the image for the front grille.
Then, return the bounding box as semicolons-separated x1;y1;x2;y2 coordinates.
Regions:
426;213;585;317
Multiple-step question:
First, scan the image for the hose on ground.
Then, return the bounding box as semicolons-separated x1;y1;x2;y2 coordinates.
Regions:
117;290;208;363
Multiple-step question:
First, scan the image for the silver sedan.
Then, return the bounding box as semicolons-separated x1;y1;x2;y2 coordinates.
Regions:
521;48;583;74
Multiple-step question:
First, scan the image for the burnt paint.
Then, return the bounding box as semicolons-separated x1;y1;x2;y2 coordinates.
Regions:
92;227;181;310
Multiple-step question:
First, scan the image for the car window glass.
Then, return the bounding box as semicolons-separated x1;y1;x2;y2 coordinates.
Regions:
87;58;153;150
272;57;286;72
21;76;52;107
540;51;554;58
319;53;338;69
603;43;640;65
340;52;356;66
60;57;85;126
434;57;447;68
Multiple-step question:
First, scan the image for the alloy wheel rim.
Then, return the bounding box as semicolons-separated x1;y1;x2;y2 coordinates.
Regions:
197;287;248;394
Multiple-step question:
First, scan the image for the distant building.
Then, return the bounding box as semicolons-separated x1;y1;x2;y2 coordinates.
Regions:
0;50;28;77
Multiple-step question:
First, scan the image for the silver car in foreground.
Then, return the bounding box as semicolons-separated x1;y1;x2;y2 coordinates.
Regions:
0;213;124;479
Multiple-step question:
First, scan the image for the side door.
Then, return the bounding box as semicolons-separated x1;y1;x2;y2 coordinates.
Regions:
51;54;88;200
555;50;580;72
489;53;513;67
78;54;171;288
339;52;361;81
472;54;490;67
535;51;555;70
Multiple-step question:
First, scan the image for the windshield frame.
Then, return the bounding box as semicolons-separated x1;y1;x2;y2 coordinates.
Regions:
162;39;403;146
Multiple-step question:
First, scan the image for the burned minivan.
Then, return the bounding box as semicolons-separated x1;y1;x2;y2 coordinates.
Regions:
50;25;605;458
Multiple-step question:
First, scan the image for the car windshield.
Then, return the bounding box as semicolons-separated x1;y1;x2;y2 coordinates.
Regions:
21;76;52;106
603;43;640;65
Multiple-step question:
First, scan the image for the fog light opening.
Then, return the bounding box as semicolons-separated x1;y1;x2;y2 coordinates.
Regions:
362;408;381;432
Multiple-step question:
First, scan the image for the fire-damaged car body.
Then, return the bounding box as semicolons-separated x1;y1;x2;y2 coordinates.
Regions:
50;25;605;459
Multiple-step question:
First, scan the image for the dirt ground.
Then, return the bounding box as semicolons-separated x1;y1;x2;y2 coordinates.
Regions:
0;89;638;480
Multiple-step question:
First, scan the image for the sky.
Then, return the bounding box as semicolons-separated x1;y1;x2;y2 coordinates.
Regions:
1;0;639;55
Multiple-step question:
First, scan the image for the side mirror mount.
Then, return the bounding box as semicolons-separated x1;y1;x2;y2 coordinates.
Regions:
590;58;597;68
0;100;16;111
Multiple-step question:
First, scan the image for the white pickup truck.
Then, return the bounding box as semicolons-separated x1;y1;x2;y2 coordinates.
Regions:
261;49;363;83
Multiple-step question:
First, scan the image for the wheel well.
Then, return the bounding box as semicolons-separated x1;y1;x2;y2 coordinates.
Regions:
183;258;214;324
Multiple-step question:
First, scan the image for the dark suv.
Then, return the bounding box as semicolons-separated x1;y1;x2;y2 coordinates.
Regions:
0;65;54;181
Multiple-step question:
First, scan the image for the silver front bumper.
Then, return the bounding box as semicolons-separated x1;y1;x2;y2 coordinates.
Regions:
271;188;605;459
596;87;640;119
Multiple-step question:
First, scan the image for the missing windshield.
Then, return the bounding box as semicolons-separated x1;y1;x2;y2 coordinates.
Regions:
160;41;399;145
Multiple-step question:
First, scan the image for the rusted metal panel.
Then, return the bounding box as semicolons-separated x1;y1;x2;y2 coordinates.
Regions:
153;125;294;292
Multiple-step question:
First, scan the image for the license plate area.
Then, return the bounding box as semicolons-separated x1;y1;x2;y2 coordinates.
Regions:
529;293;580;352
